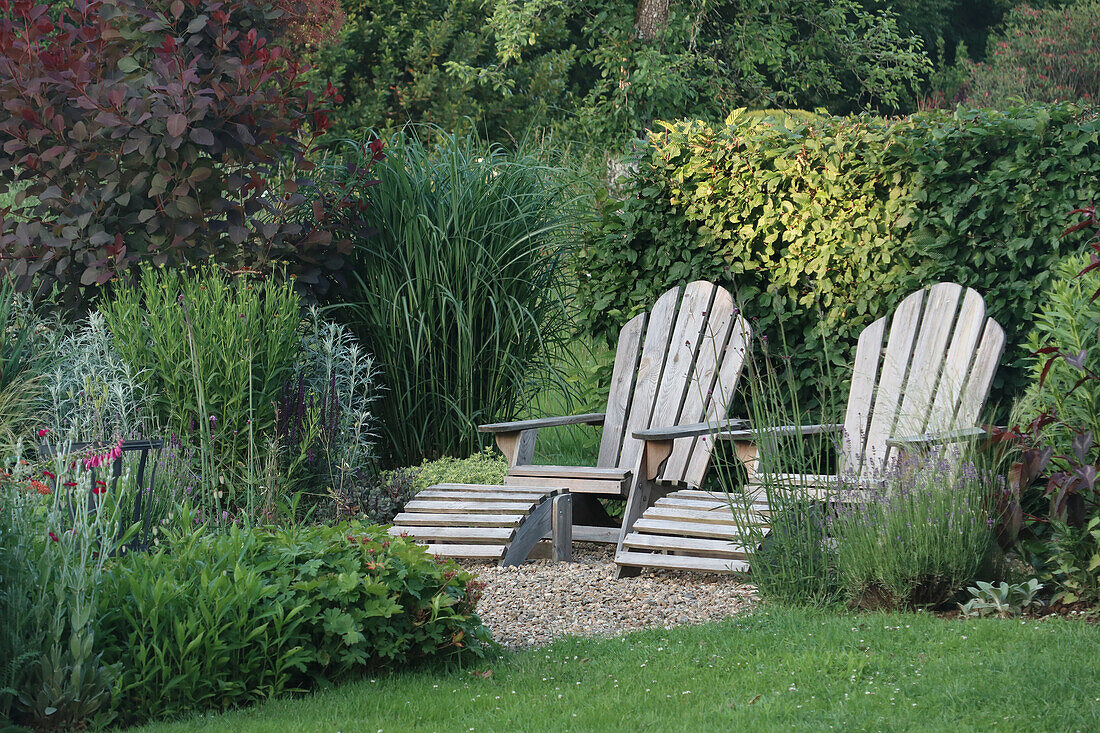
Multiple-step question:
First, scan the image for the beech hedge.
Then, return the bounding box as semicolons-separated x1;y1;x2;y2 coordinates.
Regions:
576;104;1100;417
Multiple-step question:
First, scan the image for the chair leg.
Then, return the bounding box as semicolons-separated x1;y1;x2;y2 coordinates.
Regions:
551;493;572;562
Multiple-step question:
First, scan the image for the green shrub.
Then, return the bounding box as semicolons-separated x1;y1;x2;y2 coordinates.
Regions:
339;131;576;464
101;264;301;490
577;104;1100;418
313;0;572;142
832;455;997;610
96;522;490;726
1015;252;1100;460
1010;226;1100;605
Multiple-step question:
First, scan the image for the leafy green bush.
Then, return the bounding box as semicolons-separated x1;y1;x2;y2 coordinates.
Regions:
577;104;1100;417
339;131;576;464
96;522;490;726
1009;214;1100;605
832;456;997;610
314;0;928;156
313;0;571;141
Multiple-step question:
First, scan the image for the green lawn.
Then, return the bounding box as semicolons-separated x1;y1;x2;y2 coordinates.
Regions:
133;606;1100;732
526;336;610;467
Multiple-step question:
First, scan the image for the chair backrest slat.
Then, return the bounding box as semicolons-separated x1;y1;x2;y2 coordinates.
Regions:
647;282;717;440
860;288;926;472
957;320;1005;426
929;287;988;425
895;282;964;434
841;316;886;474
843;283;1004;478
664;286;747;486
599;281;750;489
597;312;647;468
613;286;682;474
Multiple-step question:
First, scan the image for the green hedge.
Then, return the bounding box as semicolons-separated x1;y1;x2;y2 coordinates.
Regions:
576;104;1100;417
96;523;490;726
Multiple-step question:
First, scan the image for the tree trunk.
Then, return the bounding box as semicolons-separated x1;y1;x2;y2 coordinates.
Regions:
634;0;669;41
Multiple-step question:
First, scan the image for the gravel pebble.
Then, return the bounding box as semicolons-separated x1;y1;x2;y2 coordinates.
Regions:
460;543;757;649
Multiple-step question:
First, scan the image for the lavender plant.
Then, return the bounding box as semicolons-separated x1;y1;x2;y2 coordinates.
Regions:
276;307;379;497
832;454;998;610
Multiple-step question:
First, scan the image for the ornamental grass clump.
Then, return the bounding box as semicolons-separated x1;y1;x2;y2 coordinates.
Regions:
341;129;579;464
716;334;844;606
832;453;998;610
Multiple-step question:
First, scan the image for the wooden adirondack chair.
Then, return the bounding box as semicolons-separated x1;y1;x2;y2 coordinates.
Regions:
389;281;753;565
617;282;1006;575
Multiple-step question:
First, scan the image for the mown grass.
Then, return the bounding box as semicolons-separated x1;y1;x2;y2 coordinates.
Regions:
132;605;1100;732
525;336;610;467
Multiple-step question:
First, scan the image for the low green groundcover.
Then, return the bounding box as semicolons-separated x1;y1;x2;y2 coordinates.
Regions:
130;606;1100;731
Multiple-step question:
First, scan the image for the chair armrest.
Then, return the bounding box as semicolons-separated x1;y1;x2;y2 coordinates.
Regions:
885;426;992;450
715;423;843;441
478;413;606;433
632;418;749;441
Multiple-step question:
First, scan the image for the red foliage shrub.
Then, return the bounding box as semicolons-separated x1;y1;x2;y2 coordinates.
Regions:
0;0;378;305
963;2;1100;107
274;0;346;48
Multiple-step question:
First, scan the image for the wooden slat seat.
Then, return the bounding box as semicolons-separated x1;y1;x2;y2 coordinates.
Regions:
423;544;505;560
391;512;524;527
504;475;631;495
402;499;538;514
388;526;514;543
393;484;574;565
425;483;555;494
622;533;749;558
414;489;548;501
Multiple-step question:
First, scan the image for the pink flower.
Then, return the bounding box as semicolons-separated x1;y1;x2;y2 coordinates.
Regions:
48;531;59;542
37;428;49;438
